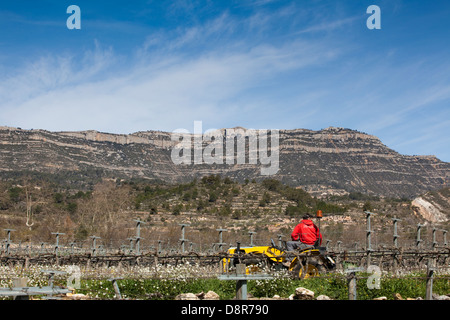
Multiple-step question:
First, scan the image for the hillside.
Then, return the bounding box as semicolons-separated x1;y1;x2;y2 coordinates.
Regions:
1;176;447;250
0;176;340;242
412;187;450;223
0;126;448;199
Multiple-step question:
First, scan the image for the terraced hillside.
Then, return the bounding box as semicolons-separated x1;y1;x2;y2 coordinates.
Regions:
0;126;448;198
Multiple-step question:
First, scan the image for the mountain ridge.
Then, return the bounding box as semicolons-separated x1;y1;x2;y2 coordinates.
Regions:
0;125;448;198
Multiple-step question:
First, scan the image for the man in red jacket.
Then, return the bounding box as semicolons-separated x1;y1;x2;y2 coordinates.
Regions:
286;214;322;253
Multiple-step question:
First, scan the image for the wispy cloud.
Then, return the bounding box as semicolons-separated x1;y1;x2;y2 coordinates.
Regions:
293;15;361;35
0;1;449;162
0;41;116;105
0;38;337;133
0;8;341;134
0;10;61;27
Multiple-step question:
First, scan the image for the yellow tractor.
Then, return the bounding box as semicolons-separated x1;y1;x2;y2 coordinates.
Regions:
223;211;336;278
222;239;336;279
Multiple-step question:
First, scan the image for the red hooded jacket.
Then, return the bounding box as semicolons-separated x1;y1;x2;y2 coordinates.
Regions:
291;219;322;245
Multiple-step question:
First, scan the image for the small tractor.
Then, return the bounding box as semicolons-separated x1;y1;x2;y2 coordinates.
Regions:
222;211;336;278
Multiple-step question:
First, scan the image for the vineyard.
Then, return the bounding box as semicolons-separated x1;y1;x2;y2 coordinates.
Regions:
1;218;449;301
1;178;449;300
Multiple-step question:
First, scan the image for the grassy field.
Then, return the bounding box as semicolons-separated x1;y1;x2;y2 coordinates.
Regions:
1;263;448;300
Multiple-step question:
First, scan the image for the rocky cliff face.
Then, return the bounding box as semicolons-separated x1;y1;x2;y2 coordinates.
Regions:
276;127;449;198
0;126;448;198
412;188;450;223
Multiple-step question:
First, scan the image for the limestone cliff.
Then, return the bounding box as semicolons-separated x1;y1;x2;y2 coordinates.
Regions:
0;126;448;198
412;188;450;223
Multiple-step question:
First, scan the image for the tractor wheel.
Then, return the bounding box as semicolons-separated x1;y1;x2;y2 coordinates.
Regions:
292;258;325;279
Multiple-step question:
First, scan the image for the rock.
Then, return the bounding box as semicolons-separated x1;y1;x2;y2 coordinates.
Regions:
316;295;331;300
393;293;403;300
65;293;89;300
412;197;447;223
179;291;220;300
432;293;450;300
175;293;199;300
292;287;315;300
203;291;220;300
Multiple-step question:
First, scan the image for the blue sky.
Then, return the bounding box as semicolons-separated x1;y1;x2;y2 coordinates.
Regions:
0;0;449;162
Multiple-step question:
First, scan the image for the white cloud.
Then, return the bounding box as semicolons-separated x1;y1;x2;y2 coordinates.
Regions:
0;4;449;162
0;13;339;134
